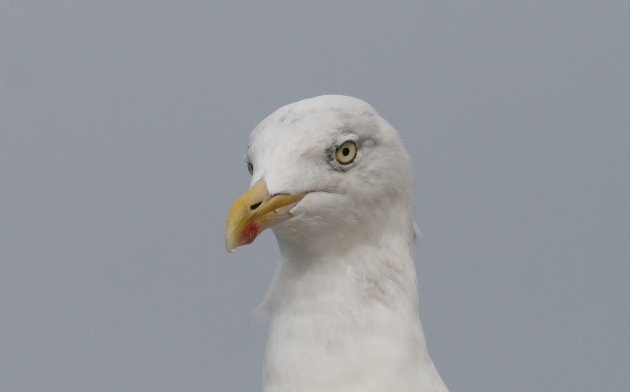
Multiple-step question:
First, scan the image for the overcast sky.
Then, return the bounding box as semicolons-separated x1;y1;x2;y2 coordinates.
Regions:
1;2;629;391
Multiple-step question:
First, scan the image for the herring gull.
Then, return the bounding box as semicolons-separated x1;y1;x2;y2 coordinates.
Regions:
225;95;448;392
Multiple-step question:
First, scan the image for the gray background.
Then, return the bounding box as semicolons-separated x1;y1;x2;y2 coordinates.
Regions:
1;1;628;391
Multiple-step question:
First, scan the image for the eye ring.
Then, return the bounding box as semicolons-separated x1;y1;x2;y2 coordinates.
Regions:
335;140;357;165
247;162;254;175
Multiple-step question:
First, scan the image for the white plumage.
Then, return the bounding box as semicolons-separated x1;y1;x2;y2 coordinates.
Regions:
226;95;448;391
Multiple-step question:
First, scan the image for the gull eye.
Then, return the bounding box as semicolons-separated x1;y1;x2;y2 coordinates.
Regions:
335;141;357;165
247;162;254;175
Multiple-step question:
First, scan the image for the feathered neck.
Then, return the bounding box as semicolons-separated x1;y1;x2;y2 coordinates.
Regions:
260;201;448;392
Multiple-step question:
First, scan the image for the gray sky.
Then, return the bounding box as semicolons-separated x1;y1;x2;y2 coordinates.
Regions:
1;1;628;391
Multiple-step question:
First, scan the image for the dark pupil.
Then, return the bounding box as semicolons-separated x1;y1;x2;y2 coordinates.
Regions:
342;147;350;156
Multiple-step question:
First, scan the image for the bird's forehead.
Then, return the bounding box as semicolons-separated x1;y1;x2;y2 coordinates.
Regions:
247;95;381;158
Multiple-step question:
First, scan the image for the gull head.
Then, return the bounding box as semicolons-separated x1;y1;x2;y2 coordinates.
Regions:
225;95;413;253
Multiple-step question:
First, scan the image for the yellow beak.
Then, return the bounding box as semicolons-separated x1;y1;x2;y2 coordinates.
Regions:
225;180;305;252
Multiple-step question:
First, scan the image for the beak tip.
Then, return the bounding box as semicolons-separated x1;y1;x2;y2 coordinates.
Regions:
225;239;236;253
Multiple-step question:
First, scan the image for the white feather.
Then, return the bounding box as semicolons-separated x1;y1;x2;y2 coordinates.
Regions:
246;95;448;391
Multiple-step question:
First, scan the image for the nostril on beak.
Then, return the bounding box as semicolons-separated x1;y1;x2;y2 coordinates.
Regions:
250;201;262;211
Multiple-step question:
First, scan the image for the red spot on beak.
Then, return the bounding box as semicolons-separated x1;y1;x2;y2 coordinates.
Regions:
239;222;259;246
